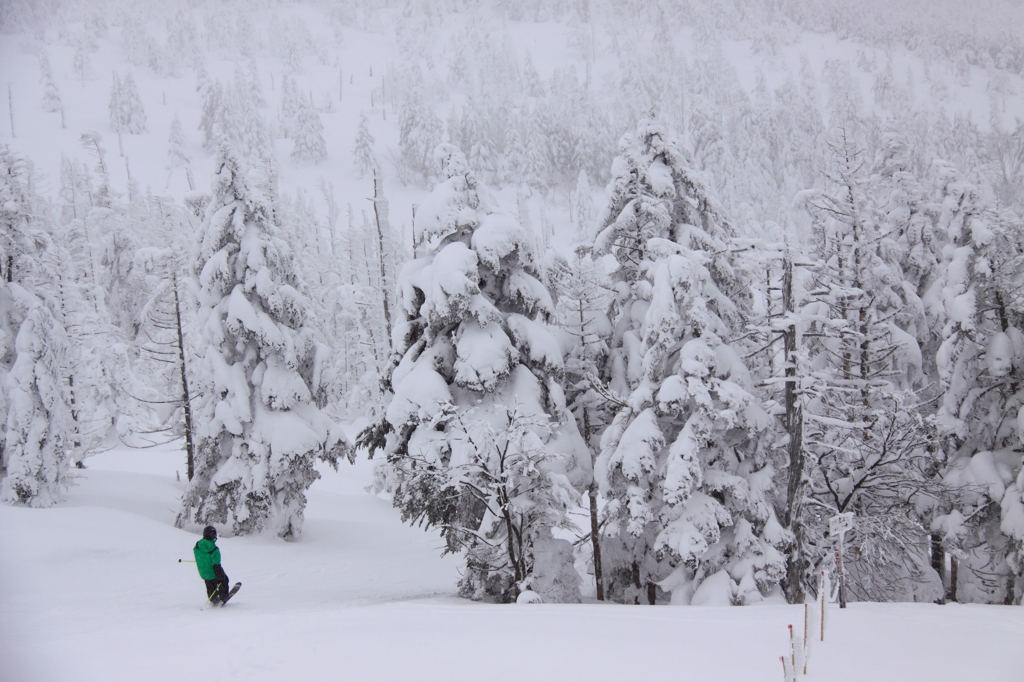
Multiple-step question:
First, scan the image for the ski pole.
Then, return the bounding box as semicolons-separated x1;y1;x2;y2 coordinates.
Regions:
179;559;196;563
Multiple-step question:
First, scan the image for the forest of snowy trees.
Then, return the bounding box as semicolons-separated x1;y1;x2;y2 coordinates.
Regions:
3;0;1024;607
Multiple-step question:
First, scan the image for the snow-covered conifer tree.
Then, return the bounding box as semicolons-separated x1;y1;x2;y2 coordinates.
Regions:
58;154;92;223
353;112;377;178
279;75;300;138
167;113;193;190
452;98;495;181
500;123;526;187
0;146;40;284
0;145;73;507
551;252;614;599
571;169;596;241
867;141;961;595
926;160;1024;604
40;66;62;115
176;148;349;539
72;45;90;85
242;58;265;109
291;96;327;164
398;86;444;183
239;101;273;167
80;133;112;208
592;119;784;606
134;207;201;479
522;52;544;97
225;62;272;167
45;239;123;468
198;79;224;150
109;71;146;135
522;115;549;190
0;292;73;507
319;190;397;419
122;72;146;134
108;71;123;132
361;144;589;602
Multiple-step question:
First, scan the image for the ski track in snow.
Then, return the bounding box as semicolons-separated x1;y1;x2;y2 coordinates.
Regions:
1;443;1022;682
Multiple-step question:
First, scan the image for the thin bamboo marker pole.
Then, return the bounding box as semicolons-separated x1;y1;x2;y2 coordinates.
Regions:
803;603;810;674
820;571;826;641
789;624;795;668
8;83;14;137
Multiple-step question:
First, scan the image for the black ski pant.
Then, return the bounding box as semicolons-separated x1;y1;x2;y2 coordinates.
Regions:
205;577;230;602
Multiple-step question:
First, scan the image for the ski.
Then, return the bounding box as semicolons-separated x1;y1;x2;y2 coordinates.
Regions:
219;582;241;606
207;582;241;608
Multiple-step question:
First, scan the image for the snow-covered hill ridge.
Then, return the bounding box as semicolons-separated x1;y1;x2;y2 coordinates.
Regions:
0;444;1021;682
2;0;1023;217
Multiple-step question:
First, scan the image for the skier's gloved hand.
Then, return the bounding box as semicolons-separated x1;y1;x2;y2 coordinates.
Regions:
213;564;228;582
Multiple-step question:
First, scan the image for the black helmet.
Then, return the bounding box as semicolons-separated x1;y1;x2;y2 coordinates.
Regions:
203;525;217;541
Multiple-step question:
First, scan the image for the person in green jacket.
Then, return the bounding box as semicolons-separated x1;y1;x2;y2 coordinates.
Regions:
193;526;230;604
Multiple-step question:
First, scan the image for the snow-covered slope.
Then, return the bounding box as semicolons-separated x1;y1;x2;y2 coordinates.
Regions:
1;444;1020;682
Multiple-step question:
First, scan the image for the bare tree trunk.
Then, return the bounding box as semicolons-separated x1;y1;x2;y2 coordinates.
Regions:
584;407;604;601
931;532;946;603
781;253;806;604
372;168;392;335
173;274;196;481
949;556;958;602
55;273;84;464
503;505;521;584
588;484;604;601
497;446;523;599
67;373;81;461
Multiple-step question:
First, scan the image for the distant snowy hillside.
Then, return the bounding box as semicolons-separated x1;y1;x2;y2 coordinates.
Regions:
2;0;1022;228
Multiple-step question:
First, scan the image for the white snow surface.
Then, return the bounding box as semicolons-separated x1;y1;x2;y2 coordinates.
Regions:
2;442;1020;682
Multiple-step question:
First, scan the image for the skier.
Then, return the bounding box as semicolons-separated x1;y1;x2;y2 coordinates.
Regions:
193;525;231;604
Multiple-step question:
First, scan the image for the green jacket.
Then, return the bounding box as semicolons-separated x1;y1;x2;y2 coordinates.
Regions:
193;538;221;580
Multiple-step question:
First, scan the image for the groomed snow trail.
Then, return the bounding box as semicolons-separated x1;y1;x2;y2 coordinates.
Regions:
1;444;1021;682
